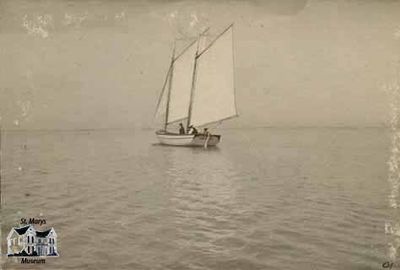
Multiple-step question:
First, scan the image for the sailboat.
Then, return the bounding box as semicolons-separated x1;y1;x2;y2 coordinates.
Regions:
154;24;238;147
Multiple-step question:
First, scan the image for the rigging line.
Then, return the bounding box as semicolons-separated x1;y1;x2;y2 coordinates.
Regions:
174;39;197;61
193;114;239;129
164;42;176;130
154;27;210;118
231;23;239;117
167;117;189;125
197;23;233;59
153;64;172;117
174;27;210;62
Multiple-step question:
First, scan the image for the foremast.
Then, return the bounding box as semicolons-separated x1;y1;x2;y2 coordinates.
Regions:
164;42;176;131
157;29;209;131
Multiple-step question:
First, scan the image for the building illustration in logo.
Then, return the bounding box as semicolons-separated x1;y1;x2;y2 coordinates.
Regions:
7;225;58;257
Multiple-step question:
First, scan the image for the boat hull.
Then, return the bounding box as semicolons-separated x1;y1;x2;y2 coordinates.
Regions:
155;131;220;147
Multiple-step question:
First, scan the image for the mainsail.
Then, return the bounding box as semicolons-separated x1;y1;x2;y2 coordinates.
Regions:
155;24;237;130
189;25;237;127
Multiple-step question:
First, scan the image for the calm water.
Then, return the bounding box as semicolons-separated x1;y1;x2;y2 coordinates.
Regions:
0;128;397;269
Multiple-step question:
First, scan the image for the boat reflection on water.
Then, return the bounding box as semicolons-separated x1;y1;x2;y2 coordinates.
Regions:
164;147;240;256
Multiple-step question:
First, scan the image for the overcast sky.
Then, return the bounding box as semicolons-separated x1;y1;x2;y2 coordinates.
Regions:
1;0;400;130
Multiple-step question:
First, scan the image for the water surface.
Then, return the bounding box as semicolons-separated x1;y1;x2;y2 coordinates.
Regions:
0;128;394;269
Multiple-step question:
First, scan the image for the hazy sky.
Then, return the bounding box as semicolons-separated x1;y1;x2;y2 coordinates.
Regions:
1;0;400;130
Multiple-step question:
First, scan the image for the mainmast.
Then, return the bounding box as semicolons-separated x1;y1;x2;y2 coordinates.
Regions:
186;38;201;131
186;28;210;130
187;24;234;129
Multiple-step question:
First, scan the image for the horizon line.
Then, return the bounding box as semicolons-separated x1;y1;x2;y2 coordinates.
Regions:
0;125;393;132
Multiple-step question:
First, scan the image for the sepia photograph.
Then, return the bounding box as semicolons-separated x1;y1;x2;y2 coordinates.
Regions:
1;0;400;269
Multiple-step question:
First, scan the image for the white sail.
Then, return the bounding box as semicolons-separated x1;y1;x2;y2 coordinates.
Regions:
190;26;237;127
155;66;171;119
167;42;197;123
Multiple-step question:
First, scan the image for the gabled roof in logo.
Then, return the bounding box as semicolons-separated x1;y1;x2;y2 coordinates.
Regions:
9;225;56;238
36;229;52;238
14;225;31;235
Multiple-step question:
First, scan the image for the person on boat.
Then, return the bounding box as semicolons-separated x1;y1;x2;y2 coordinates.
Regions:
179;123;185;134
188;125;198;135
203;128;211;148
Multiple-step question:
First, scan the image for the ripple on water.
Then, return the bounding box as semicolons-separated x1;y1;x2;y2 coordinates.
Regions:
1;129;390;270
